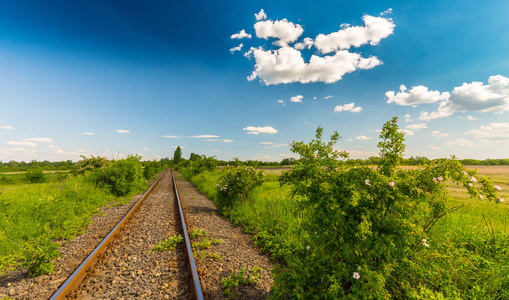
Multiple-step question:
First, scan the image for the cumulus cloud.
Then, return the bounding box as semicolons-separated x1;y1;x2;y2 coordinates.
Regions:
355;135;372;140
467;123;509;139
314;15;395;54
255;9;267;21
248;46;381;84
406;123;427;130
277;99;285;106
82;132;94;136
400;129;415;136
116;129;130;134
386;85;450;106
239;11;392;85
229;43;243;54
388;75;509;121
290;95;303;103
0;125;13;130
254;19;303;43
334;102;362;113
431;130;449;138
24;137;53;143
404;114;411;122
6;141;37;147
243;126;278;134
231;30;252;39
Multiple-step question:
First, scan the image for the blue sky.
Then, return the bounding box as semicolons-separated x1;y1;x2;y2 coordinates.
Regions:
0;0;508;162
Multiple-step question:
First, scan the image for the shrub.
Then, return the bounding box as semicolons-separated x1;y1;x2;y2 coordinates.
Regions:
89;155;146;196
272;118;500;299
20;238;60;277
216;165;264;213
24;168;45;183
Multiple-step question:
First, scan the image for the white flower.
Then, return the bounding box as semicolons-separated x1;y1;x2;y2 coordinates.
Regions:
306;245;310;250
365;179;370;186
499;197;505;202
422;239;429;247
470;177;477;183
389;181;395;187
495;185;502;191
480;194;484;199
353;272;360;280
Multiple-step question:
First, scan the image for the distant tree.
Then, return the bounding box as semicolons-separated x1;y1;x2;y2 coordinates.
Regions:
173;146;182;165
189;153;201;161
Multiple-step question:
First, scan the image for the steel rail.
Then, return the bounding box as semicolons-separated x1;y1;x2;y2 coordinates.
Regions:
171;169;204;300
50;169;167;300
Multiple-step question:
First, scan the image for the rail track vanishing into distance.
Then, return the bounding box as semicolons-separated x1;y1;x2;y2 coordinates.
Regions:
51;169;202;299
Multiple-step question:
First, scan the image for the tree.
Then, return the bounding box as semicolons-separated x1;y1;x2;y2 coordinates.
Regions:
173;146;182;165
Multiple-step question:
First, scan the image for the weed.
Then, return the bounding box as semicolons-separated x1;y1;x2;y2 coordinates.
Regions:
190;228;207;239
192;237;222;250
20;238;60;277
221;267;263;298
150;235;183;252
198;251;222;260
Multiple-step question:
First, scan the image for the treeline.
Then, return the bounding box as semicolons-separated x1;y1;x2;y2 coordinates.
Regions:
0;160;77;172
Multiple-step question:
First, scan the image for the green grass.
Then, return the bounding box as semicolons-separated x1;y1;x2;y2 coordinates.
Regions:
188;166;509;298
0;175;144;276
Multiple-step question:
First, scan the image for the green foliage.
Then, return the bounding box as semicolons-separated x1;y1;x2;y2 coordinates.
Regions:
272;118;500;299
87;155;146;196
142;160;164;180
216;165;265;213
76;155;109;174
189;228;207;239
24;168;45;183
173;146;182;165
150;235;184;252
20;238;60;277
191;237;222;250
0;254;16;277
221;267;263;298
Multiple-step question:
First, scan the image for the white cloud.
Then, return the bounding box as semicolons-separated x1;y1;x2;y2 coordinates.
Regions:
386;85;450;106
447;138;475;147
6;141;37;147
428;145;439;150
243;126;278;134
406;123;427;130
144;148;149;150
116;129;130;134
380;8;393;15
192;135;220;138
404;114;411;122
260;142;273;145
324;95;334;99
231;30;252;39
248;46;381;85
294;37;314;50
255;9;267;21
24;137;53;143
431;130;449;138
389;75;509;121
466;123;509;139
254;19;303;43
172;145;185;149
334;102;362;113
162;135;179;138
0;125;13;130
229;43;243;54
290;95;303;103
205;139;234;143
400;129;415;136
466;115;479;120
47;145;81;156
277;99;285;106
314;14;395;54
355;135;372;140
9;147;36;153
82;132;94;136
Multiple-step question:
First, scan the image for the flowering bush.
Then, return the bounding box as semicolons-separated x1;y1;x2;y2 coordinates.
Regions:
216;165;265;213
271;118;500;299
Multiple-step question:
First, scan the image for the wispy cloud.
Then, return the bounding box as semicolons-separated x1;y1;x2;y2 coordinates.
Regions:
6;141;37;147
82;132;95;136
467;123;509;139
0;125;13;130
24;137;53;143
191;135;220;138
355;135;372;140
243;126;278;135
162;135;179;138
116;129;130;134
205;139;234;143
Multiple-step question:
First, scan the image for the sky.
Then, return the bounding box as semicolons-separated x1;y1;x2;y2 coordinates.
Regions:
0;0;508;162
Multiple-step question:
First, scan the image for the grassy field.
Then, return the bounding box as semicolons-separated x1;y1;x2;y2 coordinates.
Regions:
188;165;509;298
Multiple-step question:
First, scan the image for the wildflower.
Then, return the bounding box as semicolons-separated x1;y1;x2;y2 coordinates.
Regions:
500;198;505;202
480;194;484;199
433;177;437;182
470;177;477;183
495;185;502;191
468;183;473;187
394;118;398;124
438;176;443;181
267;287;270;293
365;179;370;186
313;153;317;158
323;166;328;170
353;272;360;280
389;182;395;187
306;245;310;250
422;239;429;247
462;171;468;175
335;168;338;172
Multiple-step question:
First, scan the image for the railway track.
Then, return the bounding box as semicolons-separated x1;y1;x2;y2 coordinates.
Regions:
50;169;203;299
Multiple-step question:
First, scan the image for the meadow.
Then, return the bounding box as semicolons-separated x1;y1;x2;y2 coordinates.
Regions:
188;164;509;299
